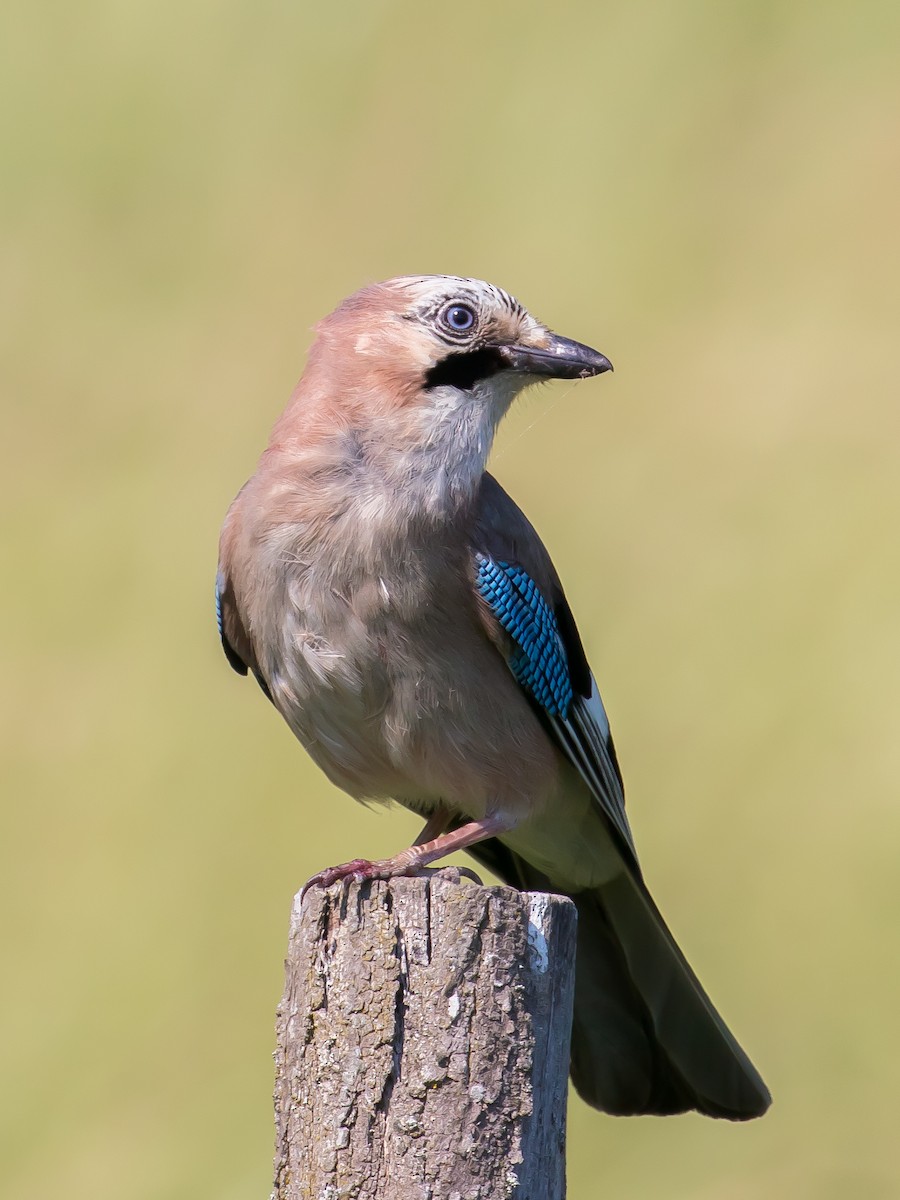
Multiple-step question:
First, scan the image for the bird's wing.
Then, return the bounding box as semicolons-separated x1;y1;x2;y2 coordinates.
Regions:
215;567;254;677
216;495;272;699
471;472;639;871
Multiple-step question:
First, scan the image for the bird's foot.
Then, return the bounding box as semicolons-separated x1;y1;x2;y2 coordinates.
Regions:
302;816;509;901
301;859;482;900
301;858;380;898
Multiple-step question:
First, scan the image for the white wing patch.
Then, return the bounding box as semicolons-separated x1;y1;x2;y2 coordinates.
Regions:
550;674;638;865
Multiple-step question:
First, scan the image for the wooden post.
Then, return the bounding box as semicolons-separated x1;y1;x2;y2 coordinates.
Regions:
271;875;577;1200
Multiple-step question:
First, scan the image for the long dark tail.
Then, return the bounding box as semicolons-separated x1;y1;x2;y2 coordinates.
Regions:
466;838;771;1120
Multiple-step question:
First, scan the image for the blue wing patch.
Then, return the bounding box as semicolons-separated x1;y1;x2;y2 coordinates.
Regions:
215;575;225;640
474;554;573;717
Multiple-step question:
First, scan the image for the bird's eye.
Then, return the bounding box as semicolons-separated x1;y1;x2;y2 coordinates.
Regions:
440;303;476;334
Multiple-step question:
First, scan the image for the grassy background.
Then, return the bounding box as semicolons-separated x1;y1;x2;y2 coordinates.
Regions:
3;1;899;1196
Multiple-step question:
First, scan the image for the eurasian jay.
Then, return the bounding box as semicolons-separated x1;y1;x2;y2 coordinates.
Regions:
216;275;771;1120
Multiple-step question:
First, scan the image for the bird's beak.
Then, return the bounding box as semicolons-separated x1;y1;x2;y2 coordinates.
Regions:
497;334;613;380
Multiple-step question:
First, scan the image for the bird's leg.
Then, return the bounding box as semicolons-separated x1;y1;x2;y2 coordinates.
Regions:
302;813;511;897
412;805;452;845
407;806;484;885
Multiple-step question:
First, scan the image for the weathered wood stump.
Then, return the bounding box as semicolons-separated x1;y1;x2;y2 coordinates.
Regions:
271;875;577;1200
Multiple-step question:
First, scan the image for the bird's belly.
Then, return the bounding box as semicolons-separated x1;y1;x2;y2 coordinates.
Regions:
260;574;558;817
263;607;405;801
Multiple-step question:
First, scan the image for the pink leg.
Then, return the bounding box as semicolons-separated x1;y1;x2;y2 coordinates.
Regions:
413;806;452;845
302;813;511;898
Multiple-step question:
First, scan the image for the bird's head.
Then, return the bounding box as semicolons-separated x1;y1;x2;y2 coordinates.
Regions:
306;275;612;423
271;277;613;515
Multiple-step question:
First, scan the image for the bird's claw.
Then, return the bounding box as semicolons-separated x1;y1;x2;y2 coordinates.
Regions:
301;858;380;899
416;865;484;887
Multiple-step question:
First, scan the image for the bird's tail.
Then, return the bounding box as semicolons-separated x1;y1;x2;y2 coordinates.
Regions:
465;837;771;1119
569;870;770;1118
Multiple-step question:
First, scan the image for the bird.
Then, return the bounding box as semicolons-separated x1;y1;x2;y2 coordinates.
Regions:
216;274;771;1120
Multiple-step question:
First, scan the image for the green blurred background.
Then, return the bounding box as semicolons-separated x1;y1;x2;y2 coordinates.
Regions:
3;1;899;1196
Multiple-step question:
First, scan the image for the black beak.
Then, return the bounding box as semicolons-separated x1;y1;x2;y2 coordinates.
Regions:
497;334;613;380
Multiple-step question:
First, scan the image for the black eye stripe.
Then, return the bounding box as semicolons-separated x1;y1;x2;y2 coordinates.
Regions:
424;347;506;390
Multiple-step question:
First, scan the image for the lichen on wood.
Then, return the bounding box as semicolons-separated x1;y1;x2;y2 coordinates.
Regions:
271;874;576;1200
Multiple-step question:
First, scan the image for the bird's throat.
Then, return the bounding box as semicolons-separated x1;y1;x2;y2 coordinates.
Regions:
370;383;502;525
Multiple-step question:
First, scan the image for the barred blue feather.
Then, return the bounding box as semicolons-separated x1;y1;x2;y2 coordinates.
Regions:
215;579;225;641
474;553;573;717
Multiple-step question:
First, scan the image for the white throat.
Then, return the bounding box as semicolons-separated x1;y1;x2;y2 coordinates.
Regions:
371;375;523;523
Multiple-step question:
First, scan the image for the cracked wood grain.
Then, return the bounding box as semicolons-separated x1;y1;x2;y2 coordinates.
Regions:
270;876;577;1200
